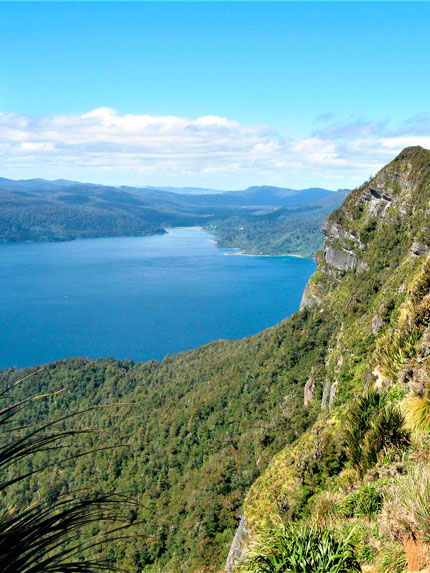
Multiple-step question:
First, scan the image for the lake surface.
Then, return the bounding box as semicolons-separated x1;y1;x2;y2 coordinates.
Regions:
0;228;316;369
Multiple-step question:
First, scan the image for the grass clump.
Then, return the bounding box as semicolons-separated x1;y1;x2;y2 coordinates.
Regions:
374;542;407;573
341;485;383;520
239;522;361;572
403;394;430;434
311;491;343;528
374;323;422;383
382;462;430;544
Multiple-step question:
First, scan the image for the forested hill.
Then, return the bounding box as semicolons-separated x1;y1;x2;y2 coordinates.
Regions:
0;177;347;256
2;147;430;572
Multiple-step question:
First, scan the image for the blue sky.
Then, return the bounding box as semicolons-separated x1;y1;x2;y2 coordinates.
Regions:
1;2;429;189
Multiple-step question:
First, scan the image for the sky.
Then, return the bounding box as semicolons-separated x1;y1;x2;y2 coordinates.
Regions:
0;1;430;189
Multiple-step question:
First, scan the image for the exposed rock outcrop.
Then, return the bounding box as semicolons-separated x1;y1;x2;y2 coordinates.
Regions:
321;381;331;410
321;220;363;248
300;281;322;310
357;185;393;218
372;314;384;335
323;244;365;273
328;380;338;412
411;241;430;257
321;220;366;274
225;516;248;573
304;374;315;407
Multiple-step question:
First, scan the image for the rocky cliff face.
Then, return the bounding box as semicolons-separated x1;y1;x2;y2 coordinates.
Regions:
300;146;430;311
231;146;430;570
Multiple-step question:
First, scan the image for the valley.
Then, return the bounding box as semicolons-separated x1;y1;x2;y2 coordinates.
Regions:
0;178;348;257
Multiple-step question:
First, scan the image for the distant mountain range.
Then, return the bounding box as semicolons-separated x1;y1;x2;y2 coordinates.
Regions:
0;176;349;256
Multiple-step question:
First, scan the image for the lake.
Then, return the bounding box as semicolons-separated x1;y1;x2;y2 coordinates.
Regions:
0;228;316;369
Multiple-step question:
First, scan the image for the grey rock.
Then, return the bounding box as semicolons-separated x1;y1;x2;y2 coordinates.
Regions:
322;221;363;248
411;241;430;257
321;381;331;410
304;375;315;407
300;282;322;311
357;185;393;219
225;516;248;572
324;245;364;272
372;314;384;335
329;381;338;412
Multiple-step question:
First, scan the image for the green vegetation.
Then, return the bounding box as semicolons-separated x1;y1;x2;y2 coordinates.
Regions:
0;179;346;256
374;542;407;573
241;147;430;572
344;391;409;477
240;523;361;573
207;192;348;257
2;147;430;571
1;303;334;570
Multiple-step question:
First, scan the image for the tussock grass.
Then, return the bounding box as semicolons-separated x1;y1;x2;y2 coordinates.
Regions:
381;463;430;543
374;542;407;573
403;394;430;434
311;491;343;529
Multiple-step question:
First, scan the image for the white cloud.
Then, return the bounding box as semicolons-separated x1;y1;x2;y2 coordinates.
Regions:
0;108;428;188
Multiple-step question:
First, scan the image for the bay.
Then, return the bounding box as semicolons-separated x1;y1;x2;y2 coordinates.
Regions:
0;228;316;369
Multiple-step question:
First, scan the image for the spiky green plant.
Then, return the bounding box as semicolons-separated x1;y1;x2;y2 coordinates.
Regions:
344;391;409;477
374;316;423;382
239;522;361;572
0;373;140;572
360;405;409;474
344;390;384;473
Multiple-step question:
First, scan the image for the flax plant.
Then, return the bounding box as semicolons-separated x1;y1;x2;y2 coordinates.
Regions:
0;372;140;572
239;522;361;572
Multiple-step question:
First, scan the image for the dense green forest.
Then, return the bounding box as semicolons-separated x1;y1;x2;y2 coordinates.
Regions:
1;304;333;570
207;190;348;257
0;178;346;256
2;147;430;572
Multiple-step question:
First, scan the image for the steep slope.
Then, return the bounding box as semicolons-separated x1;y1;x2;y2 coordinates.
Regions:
1;147;429;572
235;146;430;571
1;312;334;571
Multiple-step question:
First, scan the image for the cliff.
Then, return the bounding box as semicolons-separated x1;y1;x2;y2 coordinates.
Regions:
236;146;430;571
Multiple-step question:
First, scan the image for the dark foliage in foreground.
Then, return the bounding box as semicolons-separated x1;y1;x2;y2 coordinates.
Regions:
0;374;139;572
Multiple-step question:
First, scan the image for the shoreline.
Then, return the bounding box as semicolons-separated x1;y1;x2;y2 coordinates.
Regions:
166;226;203;231
225;250;308;259
166;227;312;259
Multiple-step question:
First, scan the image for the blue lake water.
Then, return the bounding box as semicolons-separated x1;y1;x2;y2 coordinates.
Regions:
0;228;316;369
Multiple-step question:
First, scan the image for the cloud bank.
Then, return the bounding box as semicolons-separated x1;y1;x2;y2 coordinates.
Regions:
0;107;429;188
